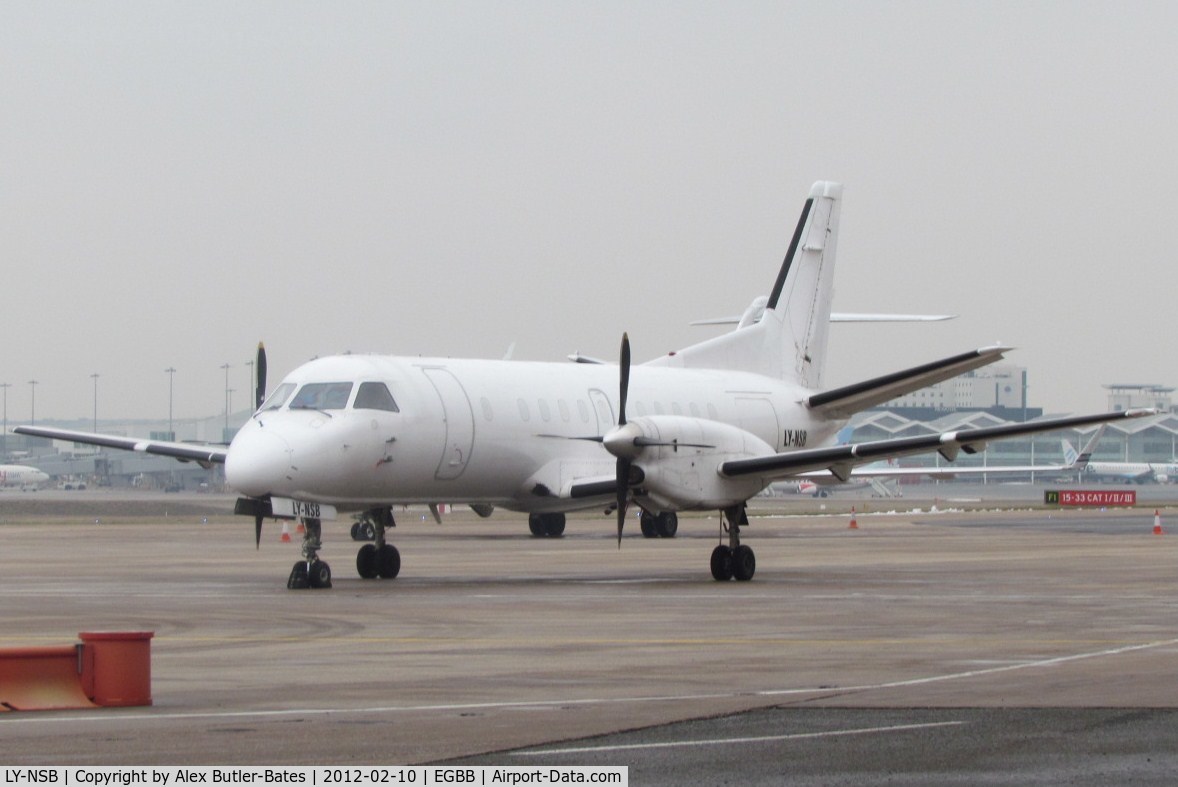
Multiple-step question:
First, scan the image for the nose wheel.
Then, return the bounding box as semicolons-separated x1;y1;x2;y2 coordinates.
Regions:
288;517;332;589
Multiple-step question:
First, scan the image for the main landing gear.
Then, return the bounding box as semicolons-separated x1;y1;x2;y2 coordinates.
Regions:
640;510;678;538
710;504;755;582
355;506;401;581
528;512;566;537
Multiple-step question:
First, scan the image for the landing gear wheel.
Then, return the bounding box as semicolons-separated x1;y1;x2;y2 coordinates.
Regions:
356;543;378;579
287;561;310;589
350;522;360;539
362;522;375;540
710;545;733;582
656;512;678;538
309;560;332;589
732;545;756;581
377;543;401;579
528;513;566;538
640;511;657;538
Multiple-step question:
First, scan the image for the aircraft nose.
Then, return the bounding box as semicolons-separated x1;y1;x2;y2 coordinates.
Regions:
225;428;294;498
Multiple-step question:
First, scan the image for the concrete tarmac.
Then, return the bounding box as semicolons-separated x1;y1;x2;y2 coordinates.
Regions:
3;490;1178;780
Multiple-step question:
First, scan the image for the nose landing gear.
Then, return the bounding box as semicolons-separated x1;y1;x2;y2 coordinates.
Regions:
287;517;332;589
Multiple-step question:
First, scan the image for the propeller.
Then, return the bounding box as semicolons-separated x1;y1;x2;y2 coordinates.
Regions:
254;341;267;548
614;333;632;547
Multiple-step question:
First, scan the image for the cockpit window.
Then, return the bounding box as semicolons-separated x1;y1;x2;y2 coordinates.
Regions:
259;382;296;412
354;382;400;412
290;382;354;411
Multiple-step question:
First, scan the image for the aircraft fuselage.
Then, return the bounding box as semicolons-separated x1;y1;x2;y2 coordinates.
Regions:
225;353;841;512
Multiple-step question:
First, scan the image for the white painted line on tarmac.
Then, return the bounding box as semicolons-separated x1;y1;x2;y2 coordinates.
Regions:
756;636;1178;698
510;720;967;756
2;637;1176;727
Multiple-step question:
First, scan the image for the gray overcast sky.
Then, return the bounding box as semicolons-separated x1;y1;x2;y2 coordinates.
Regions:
3;1;1177;423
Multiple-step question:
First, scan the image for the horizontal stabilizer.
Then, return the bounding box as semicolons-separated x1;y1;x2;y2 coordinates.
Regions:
807;346;1010;419
13;426;228;465
690;312;956;326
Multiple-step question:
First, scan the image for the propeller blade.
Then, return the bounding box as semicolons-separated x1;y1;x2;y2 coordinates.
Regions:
616;458;629;547
255;342;268;410
615;333;632;547
618;332;630;427
255;514;263;550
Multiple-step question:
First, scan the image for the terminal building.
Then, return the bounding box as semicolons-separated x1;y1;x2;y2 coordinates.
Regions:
2;410;250;492
850;376;1178;475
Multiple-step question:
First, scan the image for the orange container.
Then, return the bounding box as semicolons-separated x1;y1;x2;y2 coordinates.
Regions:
79;631;154;707
0;645;96;711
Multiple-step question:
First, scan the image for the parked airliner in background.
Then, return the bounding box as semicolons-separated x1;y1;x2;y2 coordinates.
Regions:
1062;440;1178;483
16;181;1153;589
0;465;50;491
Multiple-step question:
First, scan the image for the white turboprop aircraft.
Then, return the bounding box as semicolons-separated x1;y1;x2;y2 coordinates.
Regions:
0;464;50;491
16;182;1154;589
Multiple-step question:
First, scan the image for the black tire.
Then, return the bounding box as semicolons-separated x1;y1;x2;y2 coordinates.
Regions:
732;545;756;581
710;545;733;582
356;543;378;579
544;513;566;537
309;560;333;589
362;522;376;540
640;511;657;538
528;514;545;537
377;544;401;579
657;512;678;538
287;561;310;590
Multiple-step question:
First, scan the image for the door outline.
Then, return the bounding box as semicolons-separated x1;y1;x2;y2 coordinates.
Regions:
421;367;475;480
588;388;615;435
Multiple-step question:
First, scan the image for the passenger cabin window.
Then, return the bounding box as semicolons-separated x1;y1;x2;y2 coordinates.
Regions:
354;382;400;412
290;382;353;411
260;383;296;412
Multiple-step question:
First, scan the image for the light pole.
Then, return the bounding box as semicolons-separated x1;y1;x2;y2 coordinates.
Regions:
28;380;38;425
221;363;231;434
1;382;10;460
245;358;254;410
91;373;100;433
165;367;176;440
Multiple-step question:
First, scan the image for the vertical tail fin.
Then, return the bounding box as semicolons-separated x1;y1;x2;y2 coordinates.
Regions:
648;181;842;387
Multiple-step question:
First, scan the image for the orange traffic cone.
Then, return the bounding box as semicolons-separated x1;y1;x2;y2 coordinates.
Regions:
1154;510;1164;535
295;520;306;534
848;507;859;530
280;522;292;542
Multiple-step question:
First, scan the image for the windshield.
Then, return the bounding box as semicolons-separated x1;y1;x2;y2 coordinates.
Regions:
354;382;399;412
289;382;354;411
258;383;296;412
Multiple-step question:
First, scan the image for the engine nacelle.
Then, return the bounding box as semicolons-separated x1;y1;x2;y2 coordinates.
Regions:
617;415;775;510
